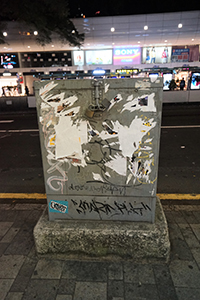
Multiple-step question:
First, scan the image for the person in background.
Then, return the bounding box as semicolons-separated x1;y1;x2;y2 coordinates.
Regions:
151;47;156;63
180;78;185;90
25;85;29;96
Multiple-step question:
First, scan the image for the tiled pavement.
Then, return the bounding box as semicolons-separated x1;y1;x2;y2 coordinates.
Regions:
0;202;200;300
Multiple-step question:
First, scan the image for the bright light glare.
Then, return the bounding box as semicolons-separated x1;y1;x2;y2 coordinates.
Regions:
34;31;38;35
3;72;11;76
111;27;115;32
178;23;182;28
3;32;7;36
144;25;148;30
93;69;106;75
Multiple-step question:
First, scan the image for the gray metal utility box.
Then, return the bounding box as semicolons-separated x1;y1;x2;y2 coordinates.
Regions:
34;78;163;223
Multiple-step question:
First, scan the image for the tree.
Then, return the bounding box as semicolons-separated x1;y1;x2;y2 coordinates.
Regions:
0;0;84;47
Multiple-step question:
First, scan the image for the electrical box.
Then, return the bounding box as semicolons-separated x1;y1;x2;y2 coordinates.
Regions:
34;78;163;222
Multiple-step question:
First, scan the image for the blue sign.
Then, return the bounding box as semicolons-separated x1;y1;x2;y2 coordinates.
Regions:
171;48;189;62
172;49;189;55
49;200;68;214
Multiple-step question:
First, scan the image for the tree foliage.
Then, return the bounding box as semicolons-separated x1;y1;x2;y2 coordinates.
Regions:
0;0;84;47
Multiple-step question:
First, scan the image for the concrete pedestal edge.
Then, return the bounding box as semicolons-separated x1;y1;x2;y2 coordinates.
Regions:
33;196;170;262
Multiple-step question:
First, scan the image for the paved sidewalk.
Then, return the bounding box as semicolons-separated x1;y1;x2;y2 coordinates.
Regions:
0;202;200;300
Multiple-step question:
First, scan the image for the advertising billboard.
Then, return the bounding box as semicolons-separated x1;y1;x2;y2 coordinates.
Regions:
0;53;19;69
163;74;172;90
191;73;200;90
86;50;112;65
113;47;141;65
142;47;172;64
73;51;84;66
171;48;189;62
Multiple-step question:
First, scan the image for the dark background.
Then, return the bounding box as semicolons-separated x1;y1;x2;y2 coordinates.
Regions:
69;0;199;18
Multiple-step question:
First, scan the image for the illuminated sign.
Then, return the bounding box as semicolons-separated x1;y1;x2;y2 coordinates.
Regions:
0;53;19;69
142;47;172;64
73;50;84;66
116;69;139;75
171;48;189;62
86;50;112;65
113;47;141;65
93;69;106;75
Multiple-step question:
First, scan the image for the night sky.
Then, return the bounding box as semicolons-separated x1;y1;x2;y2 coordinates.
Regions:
68;0;199;18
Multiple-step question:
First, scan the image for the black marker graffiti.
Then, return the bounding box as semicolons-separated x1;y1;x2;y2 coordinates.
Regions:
71;198;151;217
69;183;127;196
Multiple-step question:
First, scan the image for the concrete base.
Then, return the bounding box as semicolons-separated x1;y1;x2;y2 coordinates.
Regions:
33;197;170;262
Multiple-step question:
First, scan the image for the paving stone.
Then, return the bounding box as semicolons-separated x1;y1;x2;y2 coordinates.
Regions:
170;239;194;260
5;292;24;300
32;259;63;279
108;262;123;280
181;211;199;224
27;245;37;258
153;264;178;300
176;287;200;300
112;298;124;300
0;222;13;237
171;211;187;224
179;224;200;248
62;260;107;281
164;211;176;223
0;243;9;256
12;211;31;227
108;280;124;300
22;279;59;300
192;211;200;222
124;283;159;300
58;279;76;295
169;260;200;288
12;204;46;211
4;226;34;255
73;282;107;300
10;275;30;292
190;224;200;241
191;248;200;268
0;279;14;300
168;223;184;240
138;265;155;285
18;257;37;277
25;210;43;224
0;228;20;243
0;211;16;222
0;255;25;278
56;295;72;300
123;263;138;283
